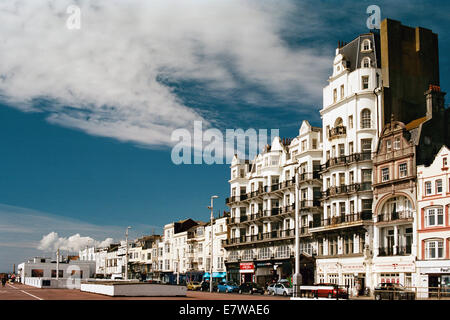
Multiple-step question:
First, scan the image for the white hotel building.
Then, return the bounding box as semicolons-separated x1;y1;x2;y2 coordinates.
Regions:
312;33;382;292
224;121;322;286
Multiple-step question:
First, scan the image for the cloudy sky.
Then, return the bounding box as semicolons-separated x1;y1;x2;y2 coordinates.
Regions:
0;0;449;272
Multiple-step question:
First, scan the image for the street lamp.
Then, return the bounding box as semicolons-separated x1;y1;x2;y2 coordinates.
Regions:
125;226;131;281
293;168;302;298
208;195;219;293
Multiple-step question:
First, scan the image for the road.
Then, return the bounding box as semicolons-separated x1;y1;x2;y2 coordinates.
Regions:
0;283;290;300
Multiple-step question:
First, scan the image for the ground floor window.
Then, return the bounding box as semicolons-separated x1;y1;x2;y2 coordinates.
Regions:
31;269;44;277
51;270;64;278
343;274;355;289
405;273;412;288
328;273;339;284
380;273;400;284
318;274;325;284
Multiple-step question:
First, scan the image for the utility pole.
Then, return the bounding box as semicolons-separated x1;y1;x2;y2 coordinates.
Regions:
208;195;218;293
125;226;131;281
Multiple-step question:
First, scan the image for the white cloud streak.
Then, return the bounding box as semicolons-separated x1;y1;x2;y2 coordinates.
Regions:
0;0;330;148
37;232;113;252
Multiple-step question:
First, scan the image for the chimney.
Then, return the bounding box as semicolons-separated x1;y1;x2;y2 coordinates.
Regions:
425;84;446;119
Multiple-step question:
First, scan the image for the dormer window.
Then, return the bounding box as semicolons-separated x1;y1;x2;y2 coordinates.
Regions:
362;39;372;52
362;57;371;68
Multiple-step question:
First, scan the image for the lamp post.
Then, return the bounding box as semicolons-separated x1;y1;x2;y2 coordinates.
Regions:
125;226;131;281
293;168;302;298
56;248;60;280
208;195;219;293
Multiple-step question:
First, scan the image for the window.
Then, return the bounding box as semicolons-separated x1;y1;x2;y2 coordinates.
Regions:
393;138;401;150
338;144;345;156
425;240;444;259
386;140;392;152
425;207;444;227
349;115;353;129
361;109;371;128
362;76;369;90
362;39;371;51
301;140;307;151
333;89;337;103
436;179;443;193
312;139;317;149
340;85;345;100
349;142;354;154
382;168;390;182
399;163;408;178
362;57;371;68
361;139;372;153
425;181;432;195
444;158;448;167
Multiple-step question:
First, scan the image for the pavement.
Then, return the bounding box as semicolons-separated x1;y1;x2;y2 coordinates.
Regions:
2;283;448;301
0;282;290;300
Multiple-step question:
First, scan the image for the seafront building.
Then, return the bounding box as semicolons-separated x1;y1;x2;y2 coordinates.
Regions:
416;145;450;297
224;121;322;286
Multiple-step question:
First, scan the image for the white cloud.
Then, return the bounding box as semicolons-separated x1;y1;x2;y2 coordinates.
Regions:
0;0;330;148
0;203;161;271
37;232;114;252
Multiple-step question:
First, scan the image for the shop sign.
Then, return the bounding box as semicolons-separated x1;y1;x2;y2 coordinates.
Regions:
341;264;365;273
256;262;272;267
240;262;254;271
373;263;415;273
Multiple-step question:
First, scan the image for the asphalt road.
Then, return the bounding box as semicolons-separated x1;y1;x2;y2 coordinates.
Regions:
0;283;290;300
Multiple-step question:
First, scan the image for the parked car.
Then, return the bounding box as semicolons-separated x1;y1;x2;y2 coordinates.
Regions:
186;281;202;291
311;283;349;299
238;282;265;295
200;281;218;292
266;283;276;295
373;283;416;300
217;281;239;293
272;282;293;296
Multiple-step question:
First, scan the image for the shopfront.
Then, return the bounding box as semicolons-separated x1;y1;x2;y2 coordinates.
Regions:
416;261;450;298
239;262;255;284
372;261;415;289
226;263;240;283
203;272;226;283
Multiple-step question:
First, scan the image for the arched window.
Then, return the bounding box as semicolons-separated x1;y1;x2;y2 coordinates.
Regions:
361;109;371;129
362;57;371;68
362;39;371;51
334;117;343;127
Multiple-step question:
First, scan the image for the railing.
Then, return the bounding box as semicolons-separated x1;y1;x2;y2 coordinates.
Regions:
298;172;321;182
377;211;414;222
313;211;372;228
378;245;412;256
299;200;321;208
328;125;347;139
223;229;296;246
321;152;372;171
322;183;372;198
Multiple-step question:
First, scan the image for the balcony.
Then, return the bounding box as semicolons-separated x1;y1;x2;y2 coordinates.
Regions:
328;125;347;139
223;229;296;247
322;183;372;199
378;245;412;256
298;172;321;182
311;211;373;231
377;211;414;223
299;200;321;209
320;152;372;171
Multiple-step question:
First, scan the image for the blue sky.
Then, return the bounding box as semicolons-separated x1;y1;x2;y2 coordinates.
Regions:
0;0;449;272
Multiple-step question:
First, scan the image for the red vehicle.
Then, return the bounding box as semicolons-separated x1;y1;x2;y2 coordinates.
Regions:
300;283;349;299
